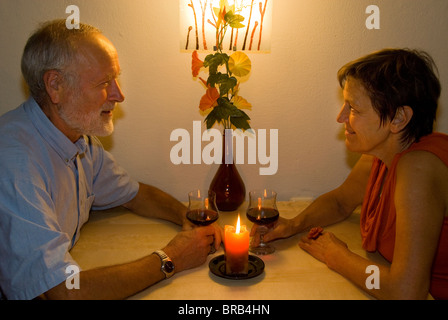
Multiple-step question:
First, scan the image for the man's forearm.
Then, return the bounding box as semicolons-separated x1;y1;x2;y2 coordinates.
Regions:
123;183;187;225
43;254;164;300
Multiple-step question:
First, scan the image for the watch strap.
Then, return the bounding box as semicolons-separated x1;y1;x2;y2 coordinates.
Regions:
153;249;174;279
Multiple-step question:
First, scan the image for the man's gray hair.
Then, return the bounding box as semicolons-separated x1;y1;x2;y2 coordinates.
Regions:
21;19;101;105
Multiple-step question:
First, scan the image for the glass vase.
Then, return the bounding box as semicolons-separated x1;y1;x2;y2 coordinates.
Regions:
209;129;246;211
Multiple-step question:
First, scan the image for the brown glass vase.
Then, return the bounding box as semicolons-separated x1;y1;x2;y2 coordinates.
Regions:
209;130;246;211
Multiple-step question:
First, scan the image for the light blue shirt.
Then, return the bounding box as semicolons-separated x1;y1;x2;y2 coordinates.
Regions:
0;98;139;299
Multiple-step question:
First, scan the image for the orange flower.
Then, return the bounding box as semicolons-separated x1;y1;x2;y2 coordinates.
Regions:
191;51;203;78
198;77;219;111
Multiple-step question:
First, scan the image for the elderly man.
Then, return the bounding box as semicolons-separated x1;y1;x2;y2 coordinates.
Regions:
0;20;221;300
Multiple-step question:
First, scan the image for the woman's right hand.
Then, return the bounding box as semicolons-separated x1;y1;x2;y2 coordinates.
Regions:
249;216;296;246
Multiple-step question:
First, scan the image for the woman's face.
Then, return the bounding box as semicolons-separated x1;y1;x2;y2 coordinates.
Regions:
337;77;393;158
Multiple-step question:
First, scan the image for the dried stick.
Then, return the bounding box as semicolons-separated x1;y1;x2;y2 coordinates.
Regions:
188;0;200;50
199;0;208;50
242;0;255;50
257;0;267;51
248;21;258;50
185;26;193;50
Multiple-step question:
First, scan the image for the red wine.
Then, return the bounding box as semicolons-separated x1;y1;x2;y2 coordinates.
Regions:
186;209;219;226
246;207;279;225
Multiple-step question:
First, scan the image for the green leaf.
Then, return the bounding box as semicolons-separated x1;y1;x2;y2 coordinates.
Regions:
207;74;237;97
217;98;240;116
207;72;227;87
230;117;251;131
204;107;223;129
219;77;237;97
203;53;229;75
225;11;245;29
204;101;251;130
230;113;251;130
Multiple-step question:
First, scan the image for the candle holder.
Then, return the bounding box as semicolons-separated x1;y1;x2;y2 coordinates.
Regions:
209;214;265;280
209;254;265;280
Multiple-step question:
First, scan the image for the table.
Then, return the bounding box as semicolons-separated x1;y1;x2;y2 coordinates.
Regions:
70;201;389;300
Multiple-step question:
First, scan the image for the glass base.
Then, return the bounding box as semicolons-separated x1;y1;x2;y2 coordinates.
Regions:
249;243;275;255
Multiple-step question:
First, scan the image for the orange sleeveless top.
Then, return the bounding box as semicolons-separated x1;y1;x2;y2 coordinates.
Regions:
360;132;448;300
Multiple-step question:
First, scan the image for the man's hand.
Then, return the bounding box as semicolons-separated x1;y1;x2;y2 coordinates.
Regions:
163;226;220;273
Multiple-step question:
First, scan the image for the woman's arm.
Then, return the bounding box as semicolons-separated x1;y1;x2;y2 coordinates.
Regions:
253;155;373;244
300;151;447;299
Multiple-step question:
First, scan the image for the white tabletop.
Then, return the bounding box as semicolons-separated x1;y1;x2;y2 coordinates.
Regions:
70;201;389;300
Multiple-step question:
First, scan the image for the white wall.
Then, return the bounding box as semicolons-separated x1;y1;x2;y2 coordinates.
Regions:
1;0;447;201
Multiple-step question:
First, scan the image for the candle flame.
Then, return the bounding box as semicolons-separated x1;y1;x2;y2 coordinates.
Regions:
205;197;209;209
258;197;262;210
236;214;241;234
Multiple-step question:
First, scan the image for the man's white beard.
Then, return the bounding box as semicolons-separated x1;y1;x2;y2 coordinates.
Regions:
58;102;115;137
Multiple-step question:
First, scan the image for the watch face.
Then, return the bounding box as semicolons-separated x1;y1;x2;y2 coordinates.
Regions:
164;260;174;273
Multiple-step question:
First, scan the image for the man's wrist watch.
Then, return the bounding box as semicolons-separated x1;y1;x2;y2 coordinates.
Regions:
153;250;175;279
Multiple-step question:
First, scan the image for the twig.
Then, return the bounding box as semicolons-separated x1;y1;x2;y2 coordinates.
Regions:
257;0;268;51
188;0;200;50
199;0;208;50
185;26;193;50
242;0;255;50
249;21;258;50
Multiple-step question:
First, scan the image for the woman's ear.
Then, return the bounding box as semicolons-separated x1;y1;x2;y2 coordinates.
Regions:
391;106;413;133
43;70;64;105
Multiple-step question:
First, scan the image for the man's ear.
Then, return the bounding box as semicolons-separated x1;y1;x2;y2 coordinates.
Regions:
390;106;413;133
43;70;64;105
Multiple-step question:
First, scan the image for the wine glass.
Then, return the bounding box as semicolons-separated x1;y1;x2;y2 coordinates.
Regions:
187;189;219;226
246;189;279;255
187;189;219;254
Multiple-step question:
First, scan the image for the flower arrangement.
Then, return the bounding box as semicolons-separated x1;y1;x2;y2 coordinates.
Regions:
191;1;252;131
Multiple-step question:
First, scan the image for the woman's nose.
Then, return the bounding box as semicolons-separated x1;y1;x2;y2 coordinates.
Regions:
337;103;349;123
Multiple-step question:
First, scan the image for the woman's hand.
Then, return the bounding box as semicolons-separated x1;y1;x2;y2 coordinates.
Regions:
249;217;295;246
298;231;348;266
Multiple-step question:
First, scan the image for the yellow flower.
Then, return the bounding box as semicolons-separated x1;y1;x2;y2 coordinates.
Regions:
233;95;252;110
228;51;251;77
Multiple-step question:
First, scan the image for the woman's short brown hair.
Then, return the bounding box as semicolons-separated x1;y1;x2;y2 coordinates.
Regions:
337;48;441;144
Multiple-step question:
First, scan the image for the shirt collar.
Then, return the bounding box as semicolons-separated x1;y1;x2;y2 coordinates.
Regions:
24;98;88;165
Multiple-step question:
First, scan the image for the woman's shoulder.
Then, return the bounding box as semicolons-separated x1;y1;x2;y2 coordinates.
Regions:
398;148;447;173
397;149;448;209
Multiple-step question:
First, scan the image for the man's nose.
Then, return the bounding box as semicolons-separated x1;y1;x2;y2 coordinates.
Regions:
108;79;125;103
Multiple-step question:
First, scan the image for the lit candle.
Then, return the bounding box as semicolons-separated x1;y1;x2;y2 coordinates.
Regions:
225;214;249;275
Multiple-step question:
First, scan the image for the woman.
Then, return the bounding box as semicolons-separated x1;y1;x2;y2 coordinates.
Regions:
253;49;448;299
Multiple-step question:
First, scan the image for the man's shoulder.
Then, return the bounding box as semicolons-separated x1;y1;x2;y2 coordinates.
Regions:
0;101;49;179
0;102;28;128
